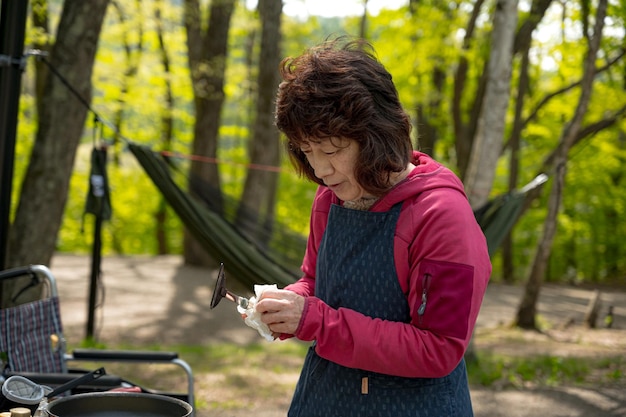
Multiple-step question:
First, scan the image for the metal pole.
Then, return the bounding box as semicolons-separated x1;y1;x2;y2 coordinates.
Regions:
86;212;102;339
86;146;109;340
0;0;30;270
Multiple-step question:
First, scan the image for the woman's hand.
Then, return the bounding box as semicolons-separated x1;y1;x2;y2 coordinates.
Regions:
256;289;305;336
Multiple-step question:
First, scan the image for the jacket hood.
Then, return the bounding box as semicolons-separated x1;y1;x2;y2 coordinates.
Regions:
374;151;467;211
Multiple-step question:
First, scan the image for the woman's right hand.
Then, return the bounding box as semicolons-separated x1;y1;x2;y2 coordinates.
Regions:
256;289;305;335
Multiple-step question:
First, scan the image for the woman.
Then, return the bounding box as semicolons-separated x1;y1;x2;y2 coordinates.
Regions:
256;38;491;417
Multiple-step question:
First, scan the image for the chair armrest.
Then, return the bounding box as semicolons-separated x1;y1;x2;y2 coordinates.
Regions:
71;349;179;362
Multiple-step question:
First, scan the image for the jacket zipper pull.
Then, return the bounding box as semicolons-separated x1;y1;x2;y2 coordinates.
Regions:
418;290;427;316
417;274;431;323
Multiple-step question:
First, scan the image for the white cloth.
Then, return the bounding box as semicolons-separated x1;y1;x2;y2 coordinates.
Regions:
237;284;277;341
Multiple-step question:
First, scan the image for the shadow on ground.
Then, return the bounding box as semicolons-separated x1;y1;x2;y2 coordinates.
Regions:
49;253;626;417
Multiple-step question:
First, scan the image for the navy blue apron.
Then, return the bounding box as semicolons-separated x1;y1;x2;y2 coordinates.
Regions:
288;203;473;417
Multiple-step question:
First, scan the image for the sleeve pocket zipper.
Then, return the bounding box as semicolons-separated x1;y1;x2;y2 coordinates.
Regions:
417;273;431;326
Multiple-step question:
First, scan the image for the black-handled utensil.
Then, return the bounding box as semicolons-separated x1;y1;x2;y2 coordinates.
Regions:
47;367;106;398
210;263;249;309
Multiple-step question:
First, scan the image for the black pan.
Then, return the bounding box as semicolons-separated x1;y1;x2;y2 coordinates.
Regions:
46;392;192;417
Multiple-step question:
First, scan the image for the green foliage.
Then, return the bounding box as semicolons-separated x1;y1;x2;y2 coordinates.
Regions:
547;131;626;283
276;171;318;235
10;0;626;284
78;337;108;350
370;7;467;155
11;95;37;222
57;147;184;255
466;353;625;388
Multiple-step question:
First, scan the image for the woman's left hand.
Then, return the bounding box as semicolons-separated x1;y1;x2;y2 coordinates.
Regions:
256;289;305;335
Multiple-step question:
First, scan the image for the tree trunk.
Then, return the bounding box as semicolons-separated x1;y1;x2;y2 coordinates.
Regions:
235;0;282;245
583;290;602;328
515;0;607;329
31;0;51;117
183;0;236;266
359;0;368;40
462;0;518;363
415;67;445;156
502;0;553;281
4;0;110;306
452;0;485;179
110;0;143;166
512;53;626;222
155;0;173;255
464;0;519;210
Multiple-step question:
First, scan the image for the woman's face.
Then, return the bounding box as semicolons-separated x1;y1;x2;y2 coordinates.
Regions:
300;137;372;202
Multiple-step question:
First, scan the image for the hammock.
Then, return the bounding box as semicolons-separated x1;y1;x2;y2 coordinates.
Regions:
129;142;547;286
473;174;548;257
128;143;299;288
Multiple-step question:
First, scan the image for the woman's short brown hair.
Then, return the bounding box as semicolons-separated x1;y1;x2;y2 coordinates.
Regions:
275;37;413;196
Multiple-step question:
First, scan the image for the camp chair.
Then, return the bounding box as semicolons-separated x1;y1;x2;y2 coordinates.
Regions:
0;264;195;414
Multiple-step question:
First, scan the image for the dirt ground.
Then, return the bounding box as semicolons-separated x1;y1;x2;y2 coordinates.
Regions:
48;253;626;417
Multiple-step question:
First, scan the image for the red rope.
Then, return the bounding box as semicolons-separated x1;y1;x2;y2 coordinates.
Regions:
159;150;284;173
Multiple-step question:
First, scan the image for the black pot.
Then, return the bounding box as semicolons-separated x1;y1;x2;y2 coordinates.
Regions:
46;392;192;417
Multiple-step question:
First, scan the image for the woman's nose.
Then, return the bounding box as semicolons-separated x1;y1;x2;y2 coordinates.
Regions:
312;154;333;179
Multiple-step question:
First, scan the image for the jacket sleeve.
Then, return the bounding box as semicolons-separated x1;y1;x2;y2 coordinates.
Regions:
294;187;491;378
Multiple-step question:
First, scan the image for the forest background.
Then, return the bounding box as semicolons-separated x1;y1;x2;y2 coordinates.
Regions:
1;0;625;329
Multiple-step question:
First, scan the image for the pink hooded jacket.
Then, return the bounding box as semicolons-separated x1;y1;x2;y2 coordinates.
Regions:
284;151;491;378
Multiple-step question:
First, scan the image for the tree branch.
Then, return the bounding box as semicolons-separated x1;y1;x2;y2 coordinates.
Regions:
523;49;625;127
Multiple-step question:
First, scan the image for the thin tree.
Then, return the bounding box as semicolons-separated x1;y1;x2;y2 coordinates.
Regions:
515;0;608;329
506;50;626;214
462;0;519;363
101;0;144;255
30;0;51;117
183;0;236;266
464;0;519;210
501;0;553;282
235;0;283;245
154;0;174;255
409;1;448;155
109;0;143;166
359;0;368;40
452;0;487;179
